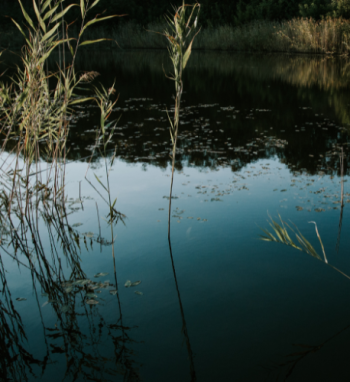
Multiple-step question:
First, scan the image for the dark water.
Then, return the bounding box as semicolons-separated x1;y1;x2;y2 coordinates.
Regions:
2;51;350;381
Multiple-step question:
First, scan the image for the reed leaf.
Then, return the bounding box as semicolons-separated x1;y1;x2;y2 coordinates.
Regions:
80;38;111;46
42;4;60;21
259;214;350;281
33;0;46;33
51;4;78;23
81;15;124;36
41;0;52;14
17;0;35;30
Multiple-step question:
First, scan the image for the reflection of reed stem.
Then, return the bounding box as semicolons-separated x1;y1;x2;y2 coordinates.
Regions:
164;5;200;379
336;147;344;252
168;235;197;381
95;201;102;252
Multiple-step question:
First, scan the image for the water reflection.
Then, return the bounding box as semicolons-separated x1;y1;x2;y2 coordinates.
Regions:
1;50;350;381
167;236;197;381
266;322;350;381
260;156;350;380
2;51;350;177
0;162;139;381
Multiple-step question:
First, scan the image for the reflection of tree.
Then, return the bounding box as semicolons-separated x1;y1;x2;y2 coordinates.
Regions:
0;164;139;382
4;51;350;177
0;255;44;381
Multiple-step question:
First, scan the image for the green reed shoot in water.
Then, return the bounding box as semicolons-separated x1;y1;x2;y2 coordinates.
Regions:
162;1;200;238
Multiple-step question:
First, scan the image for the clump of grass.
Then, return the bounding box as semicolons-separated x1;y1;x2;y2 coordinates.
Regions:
0;0;121;197
260;214;350;280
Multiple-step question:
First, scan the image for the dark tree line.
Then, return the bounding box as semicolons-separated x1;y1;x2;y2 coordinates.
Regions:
1;0;350;30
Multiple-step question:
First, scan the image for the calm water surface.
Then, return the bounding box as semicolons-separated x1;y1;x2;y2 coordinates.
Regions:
2;51;350;381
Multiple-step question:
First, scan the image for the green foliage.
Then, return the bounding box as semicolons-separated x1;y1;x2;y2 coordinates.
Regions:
331;0;350;18
3;0;350;34
298;0;333;18
298;0;350;19
235;0;300;25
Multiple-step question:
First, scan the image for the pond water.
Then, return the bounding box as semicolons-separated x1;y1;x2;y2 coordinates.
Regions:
2;51;350;381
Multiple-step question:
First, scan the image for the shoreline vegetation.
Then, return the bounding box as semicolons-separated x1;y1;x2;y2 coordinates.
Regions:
2;17;350;54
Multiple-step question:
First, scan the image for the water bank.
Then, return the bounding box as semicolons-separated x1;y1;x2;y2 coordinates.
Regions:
2;17;350;54
3;17;349;54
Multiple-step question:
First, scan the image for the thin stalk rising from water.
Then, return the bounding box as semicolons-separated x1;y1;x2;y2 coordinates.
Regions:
162;1;200;239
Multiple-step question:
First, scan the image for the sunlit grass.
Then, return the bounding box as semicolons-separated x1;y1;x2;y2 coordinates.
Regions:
70;17;350;54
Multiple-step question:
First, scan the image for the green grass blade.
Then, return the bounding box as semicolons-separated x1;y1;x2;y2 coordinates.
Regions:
33;0;46;33
43;4;60;21
51;4;78;23
80;0;85;18
80;38;111;46
81;15;125;35
18;0;35;30
42;23;60;42
94;173;108;192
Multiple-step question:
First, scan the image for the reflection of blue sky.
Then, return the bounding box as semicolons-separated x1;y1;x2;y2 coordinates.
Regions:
3;152;350;380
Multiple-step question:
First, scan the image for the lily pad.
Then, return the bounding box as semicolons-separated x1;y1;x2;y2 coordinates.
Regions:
60;305;70;313
94;272;109;278
86;299;99;305
315;208;325;212
73;279;90;286
85;293;98;298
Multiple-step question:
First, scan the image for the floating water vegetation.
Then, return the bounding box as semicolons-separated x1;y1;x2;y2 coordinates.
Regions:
125;280;142;288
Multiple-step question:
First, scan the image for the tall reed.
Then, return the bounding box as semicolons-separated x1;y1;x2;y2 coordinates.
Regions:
161;1;200;238
161;4;200;380
0;0;121;200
